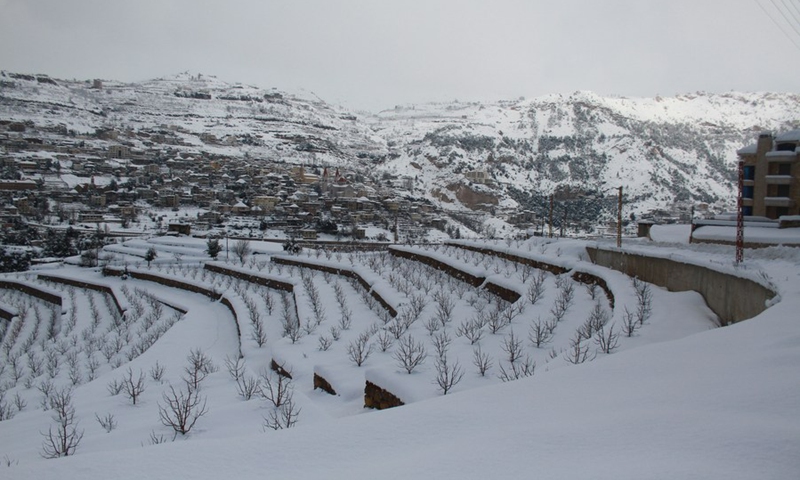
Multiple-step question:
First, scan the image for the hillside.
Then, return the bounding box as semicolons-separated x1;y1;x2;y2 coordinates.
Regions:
2;71;799;230
0;234;797;479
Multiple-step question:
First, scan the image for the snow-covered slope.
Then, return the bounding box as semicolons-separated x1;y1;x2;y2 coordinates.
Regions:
6;240;800;479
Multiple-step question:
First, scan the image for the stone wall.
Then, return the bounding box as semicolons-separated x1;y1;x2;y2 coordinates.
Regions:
0;280;62;306
271;256;398;317
390;247;484;287
271;359;293;379
364;380;404;410
446;243;615;309
313;373;336;395
586;247;776;325
0;305;16;321
103;267;242;353
446;242;569;275
39;274;126;316
204;263;294;292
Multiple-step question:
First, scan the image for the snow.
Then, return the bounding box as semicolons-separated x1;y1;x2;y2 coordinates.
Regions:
648;224;691;243
693;225;800;245
774;128;800;142
1;236;799;478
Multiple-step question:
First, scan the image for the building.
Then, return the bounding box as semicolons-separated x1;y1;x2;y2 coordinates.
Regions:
738;130;800;219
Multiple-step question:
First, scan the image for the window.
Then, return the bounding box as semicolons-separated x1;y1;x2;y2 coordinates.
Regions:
777;185;790;197
743;186;754;198
743;165;755;180
776;142;797;152
743;206;753;216
778;163;792;175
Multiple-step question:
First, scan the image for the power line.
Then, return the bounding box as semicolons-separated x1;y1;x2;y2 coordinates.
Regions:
771;0;800;38
756;0;800;52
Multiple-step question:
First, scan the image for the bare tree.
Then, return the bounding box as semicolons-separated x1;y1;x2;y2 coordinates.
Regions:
224;355;245;382
497;356;536;382
158;384;208;436
434;353;464;395
431;330;452;359
581;302;610;340
621;306;639;337
394;335;427;374
236;374;260;401
232;239;252;265
347;332;373;367
456;317;485;345
472;345;493;376
224;356;259;400
263;398;300;430
633;277;653;325
375;329;394;352
594;324;620;354
40;387;83;458
95;412;117;433
501;329;524;364
183;348;217;391
433;290;455;327
527;270;547;305
259;368;293;408
528;317;554;348
122;368;146;405
565;334;594;365
150;361;166;383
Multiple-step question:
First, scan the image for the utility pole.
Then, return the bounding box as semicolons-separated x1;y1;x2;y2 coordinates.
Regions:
616;186;623;248
549;194;554;238
735;161;744;264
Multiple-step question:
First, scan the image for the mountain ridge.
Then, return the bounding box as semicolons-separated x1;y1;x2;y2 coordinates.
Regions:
2;70;798;231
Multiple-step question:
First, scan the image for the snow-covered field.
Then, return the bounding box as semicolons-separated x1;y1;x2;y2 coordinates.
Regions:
0;235;798;479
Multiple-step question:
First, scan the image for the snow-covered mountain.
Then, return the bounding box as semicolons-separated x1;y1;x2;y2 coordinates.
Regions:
2;71;798;224
371;91;799;223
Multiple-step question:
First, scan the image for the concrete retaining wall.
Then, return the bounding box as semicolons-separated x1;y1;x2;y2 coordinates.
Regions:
586;247;776;325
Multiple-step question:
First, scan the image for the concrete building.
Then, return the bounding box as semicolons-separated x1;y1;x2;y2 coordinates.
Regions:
737;129;800;219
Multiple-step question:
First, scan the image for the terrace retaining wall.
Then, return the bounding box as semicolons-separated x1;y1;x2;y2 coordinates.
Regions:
0;279;62;306
103;267;242;353
445;243;615;309
0;305;16;321
271;256;398;317
389;247;524;303
38;274;126;316
313;373;336;395
586;247;776;325
364;380;404;410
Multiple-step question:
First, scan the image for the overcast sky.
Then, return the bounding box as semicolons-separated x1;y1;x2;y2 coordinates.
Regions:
1;0;799;112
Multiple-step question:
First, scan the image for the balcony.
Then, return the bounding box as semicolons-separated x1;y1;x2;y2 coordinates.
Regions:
765;175;793;185
766;150;798;163
764;197;794;208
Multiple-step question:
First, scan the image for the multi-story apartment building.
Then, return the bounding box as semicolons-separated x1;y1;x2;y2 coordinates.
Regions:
737;129;800;219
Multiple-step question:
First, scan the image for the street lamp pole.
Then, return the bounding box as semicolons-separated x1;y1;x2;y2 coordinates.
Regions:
616;186;623;248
